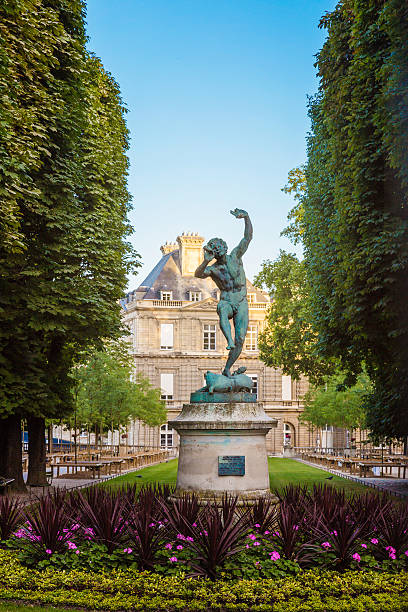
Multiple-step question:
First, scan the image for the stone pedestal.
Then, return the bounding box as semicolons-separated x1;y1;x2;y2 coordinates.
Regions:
169;402;278;503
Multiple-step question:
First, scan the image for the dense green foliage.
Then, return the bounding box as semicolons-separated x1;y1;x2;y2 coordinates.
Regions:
0;1;138;486
302;0;408;439
0;0;137;418
72;343;166;435
0;550;407;611
280;165;306;245
301;372;370;430
254;251;335;385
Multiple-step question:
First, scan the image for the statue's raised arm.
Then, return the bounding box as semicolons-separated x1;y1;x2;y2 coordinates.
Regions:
230;209;253;257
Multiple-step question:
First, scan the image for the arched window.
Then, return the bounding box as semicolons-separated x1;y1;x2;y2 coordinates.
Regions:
160;423;174;449
283;423;293;446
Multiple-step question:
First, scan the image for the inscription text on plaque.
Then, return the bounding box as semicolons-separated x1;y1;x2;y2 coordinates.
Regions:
218;455;245;476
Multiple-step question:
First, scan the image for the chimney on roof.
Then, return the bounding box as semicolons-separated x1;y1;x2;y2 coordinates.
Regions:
160;241;178;255
177;232;204;276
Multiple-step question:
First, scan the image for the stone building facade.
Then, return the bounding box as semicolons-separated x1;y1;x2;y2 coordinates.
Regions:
122;232;319;455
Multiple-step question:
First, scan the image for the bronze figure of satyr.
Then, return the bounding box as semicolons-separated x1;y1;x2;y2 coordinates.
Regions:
194;209;253;395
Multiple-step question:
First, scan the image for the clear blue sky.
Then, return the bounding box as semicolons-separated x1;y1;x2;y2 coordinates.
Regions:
85;0;336;288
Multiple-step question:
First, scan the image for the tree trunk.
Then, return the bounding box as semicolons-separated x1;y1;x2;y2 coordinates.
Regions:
0;414;26;491
27;416;47;486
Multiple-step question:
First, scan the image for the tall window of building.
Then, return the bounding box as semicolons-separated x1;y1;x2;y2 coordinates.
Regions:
283;423;293;446
160;291;172;301
160;373;173;400
189;291;201;302
249;374;258;395
282;375;292;401
245;324;258;351
160;423;174;448
160;323;174;350
248;293;256;304
203;324;216;350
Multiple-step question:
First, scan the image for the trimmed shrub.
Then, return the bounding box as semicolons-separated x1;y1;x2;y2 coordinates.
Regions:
0;550;407;611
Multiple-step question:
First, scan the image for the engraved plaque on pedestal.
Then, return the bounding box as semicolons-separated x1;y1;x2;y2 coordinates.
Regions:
218;455;245;476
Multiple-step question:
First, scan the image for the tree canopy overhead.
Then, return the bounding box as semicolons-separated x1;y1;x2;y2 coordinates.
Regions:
0;0;139;487
301;0;408;439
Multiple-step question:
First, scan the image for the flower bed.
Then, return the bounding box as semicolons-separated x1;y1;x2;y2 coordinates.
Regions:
1;486;408;610
1;485;408;579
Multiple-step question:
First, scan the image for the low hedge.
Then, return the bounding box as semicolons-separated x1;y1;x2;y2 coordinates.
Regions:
0;551;407;611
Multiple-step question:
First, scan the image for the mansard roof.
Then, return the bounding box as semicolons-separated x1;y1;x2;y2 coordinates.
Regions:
124;243;269;305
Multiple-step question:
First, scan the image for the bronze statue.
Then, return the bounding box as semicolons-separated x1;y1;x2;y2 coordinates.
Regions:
195;208;252;378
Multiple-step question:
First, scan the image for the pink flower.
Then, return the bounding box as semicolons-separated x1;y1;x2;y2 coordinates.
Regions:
169;556;178;563
165;543;172;550
322;542;331;548
176;534;186;540
245;544;250;549
176;545;183;550
248;534;256;540
269;551;280;561
293;525;299;531
149;523;155;527
389;553;396;560
264;530;270;535
75;550;80;555
361;544;367;549
352;553;361;562
254;523;260;528
371;538;378;545
46;549;52;555
123;548;132;554
186;536;194;542
330;530;338;536
253;541;260;546
67;541;77;550
404;550;408;557
192;523;197;527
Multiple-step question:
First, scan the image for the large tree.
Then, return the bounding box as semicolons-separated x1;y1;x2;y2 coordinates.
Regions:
300;372;370;432
302;0;408;440
72;344;166;446
0;1;138;489
254;250;335;385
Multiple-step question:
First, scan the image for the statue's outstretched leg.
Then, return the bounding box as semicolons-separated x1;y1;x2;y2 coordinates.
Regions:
217;301;235;350
222;301;248;377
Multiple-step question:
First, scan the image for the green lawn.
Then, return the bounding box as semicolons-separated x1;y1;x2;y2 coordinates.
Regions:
268;457;369;494
104;457;371;495
103;458;178;488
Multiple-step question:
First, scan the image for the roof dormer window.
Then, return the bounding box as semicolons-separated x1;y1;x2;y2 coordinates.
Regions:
161;291;172;302
189;291;201;302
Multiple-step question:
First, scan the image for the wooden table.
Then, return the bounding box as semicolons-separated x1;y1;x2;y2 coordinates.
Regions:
50;461;104;479
358;462;408;478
